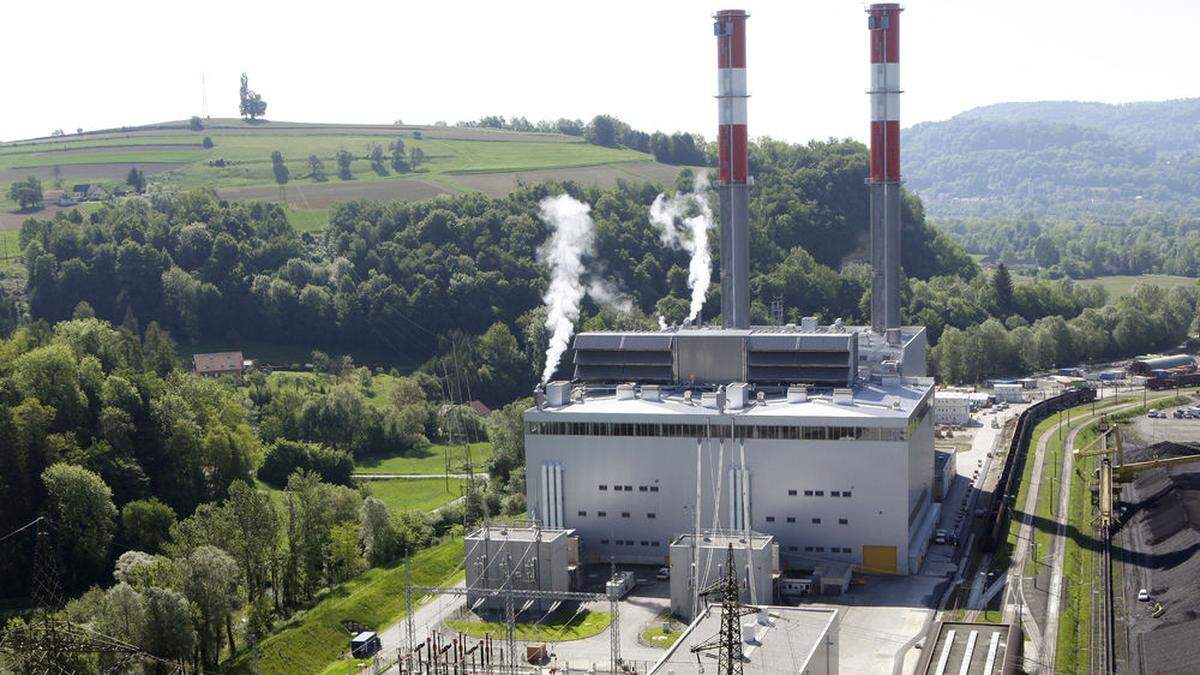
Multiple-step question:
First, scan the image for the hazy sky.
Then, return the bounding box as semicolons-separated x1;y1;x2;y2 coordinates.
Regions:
3;0;1196;143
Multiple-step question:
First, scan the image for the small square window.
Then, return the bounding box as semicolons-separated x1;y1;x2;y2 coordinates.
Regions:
831;491;841;497
624;485;633;491
786;517;796;523
844;547;853;553
640;540;649;546
843;491;852;498
812;518;821;524
601;539;610;544
789;545;798;552
815;491;825;497
578;510;587;517
621;512;630;518
599;485;607;491
788;489;798;496
650;486;659;492
639;486;648;492
839;518;849;525
598;511;607;517
804;490;814;496
765;516;776;523
647;513;656;519
804;546;814;552
651;541;660;547
816;546;825;553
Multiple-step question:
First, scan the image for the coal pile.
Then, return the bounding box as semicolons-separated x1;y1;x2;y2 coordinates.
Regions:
1124;442;1200;673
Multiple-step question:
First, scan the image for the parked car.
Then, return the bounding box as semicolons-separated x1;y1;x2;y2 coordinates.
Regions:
656;567;670;581
1138;588;1151;602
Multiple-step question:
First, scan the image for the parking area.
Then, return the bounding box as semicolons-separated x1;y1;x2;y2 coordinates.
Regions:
1131;400;1200;444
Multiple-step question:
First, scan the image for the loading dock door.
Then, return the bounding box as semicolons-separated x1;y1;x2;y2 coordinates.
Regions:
862;545;897;574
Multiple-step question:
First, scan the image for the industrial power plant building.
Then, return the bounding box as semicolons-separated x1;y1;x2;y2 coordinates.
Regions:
525;4;935;579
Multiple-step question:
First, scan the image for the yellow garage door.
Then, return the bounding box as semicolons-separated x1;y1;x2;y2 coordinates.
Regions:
862;545;897;575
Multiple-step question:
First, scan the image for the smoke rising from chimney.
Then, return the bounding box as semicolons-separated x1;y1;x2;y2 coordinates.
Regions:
649;175;715;323
538;194;596;384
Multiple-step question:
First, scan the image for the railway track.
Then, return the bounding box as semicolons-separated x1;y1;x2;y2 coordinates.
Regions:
1097;521;1116;675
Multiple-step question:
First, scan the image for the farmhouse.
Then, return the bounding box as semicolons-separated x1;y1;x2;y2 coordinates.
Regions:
70;184;107;201
192;351;247;379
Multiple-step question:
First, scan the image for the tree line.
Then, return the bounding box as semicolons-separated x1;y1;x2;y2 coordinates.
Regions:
940;214;1200;279
457;113;709;165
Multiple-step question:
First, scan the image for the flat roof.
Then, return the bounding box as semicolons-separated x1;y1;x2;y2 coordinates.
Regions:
920;622;1013;675
650;604;838;674
671;530;775;551
464;525;573;544
527;379;931;425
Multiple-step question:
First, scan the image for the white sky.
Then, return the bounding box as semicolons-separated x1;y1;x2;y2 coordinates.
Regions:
2;0;1196;143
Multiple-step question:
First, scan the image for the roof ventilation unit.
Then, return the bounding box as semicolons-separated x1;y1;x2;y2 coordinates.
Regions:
641;385;661;402
727;383;749;410
800;316;819;331
616;383;636;401
546;381;571;407
787;385;809;403
833;388;855;405
701;392;720;409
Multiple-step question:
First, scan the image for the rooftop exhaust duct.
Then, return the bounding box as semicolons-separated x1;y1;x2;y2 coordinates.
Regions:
715;9;751;329
867;3;903;335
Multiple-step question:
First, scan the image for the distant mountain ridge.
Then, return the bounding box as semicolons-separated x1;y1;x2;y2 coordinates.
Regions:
905;98;1200;218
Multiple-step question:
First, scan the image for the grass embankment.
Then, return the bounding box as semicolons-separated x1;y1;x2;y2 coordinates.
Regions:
990;395;1131;575
356;442;494;475
225;537;464;675
445;609;612;642
363;477;467;513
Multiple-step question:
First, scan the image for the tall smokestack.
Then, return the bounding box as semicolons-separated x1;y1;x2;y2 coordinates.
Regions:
868;3;902;337
715;9;751;329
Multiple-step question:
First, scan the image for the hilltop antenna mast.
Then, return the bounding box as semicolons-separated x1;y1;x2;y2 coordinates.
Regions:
201;69;209;119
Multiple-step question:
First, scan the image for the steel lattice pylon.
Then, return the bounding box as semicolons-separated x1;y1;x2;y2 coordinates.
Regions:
690;544;757;675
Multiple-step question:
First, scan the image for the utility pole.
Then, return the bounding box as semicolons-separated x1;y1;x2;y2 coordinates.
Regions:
404;555;415;670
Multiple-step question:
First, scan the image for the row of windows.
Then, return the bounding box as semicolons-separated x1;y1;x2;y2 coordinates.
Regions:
601;539;662;547
787;489;852;498
527;421;909;442
788;545;854;554
580;511;656;519
599;484;660;493
765;517;850;525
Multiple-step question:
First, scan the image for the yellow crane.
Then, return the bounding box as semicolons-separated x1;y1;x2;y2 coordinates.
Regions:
1074;415;1126;464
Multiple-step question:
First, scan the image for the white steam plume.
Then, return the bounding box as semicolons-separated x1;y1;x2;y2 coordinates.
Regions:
587;278;632;314
649;175;714;323
538;195;596;384
658;315;668;330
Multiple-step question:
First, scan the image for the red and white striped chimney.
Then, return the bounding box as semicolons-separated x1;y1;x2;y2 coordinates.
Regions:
716;9;748;186
868;3;901;183
868;3;903;336
715;9;751;329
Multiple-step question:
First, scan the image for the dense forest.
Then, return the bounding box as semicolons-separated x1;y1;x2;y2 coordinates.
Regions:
0;313;529;670
939;215;1200;279
905;99;1200;218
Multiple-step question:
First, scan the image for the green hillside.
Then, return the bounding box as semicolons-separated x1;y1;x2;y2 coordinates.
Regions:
0;118;685;231
904;99;1200;218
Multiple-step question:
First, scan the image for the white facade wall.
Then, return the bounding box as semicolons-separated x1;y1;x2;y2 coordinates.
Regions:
934;395;971;426
524;400;934;575
994;384;1025;403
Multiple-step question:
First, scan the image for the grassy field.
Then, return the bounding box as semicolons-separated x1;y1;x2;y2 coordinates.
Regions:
356;442;493;475
0;118;670;234
224;537;465;675
640;622;683;648
362;477;466;513
1013;272;1198;297
445;608;611;642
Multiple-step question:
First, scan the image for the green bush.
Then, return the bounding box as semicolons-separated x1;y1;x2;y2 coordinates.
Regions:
258;440;354;487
